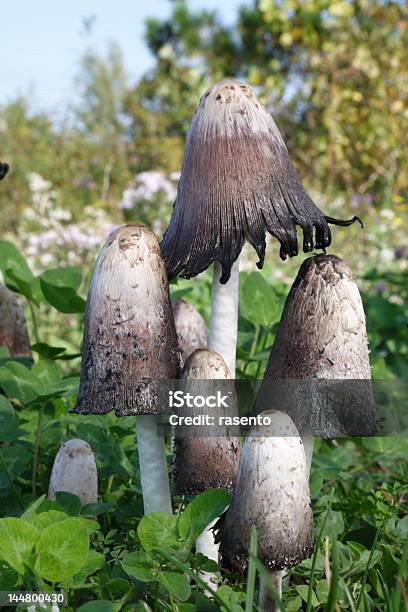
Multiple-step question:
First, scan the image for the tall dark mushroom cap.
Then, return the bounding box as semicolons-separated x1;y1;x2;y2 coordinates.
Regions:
161;79;361;283
218;410;314;574
75;224;181;416
173;348;240;494
171;299;208;363
0;285;32;358
0;163;9;180
256;254;377;437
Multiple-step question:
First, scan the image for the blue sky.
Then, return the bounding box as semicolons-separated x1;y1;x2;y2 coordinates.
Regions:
0;0;242;113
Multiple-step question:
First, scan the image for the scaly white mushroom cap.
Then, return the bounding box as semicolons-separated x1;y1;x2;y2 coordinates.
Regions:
161;79;361;283
257;254;377;437
171;299;208;363
173;348;240;494
48;439;98;506
218;410;314;573
75;224;181;416
0;285;31;357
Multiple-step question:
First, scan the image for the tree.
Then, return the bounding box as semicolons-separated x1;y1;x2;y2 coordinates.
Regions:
125;0;407;202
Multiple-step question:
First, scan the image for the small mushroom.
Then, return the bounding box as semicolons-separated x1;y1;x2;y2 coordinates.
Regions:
256;254;377;470
48;439;98;506
75;224;181;514
171;299;208;364
0;285;31;358
161;80;361;377
218;410;314;611
173;348;240;587
173;348;240;495
0;162;9;180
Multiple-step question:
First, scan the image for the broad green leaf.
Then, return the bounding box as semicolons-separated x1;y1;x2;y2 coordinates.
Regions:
0;562;19;590
121;551;156;582
0;362;46;403
396;515;408;539
40;266;82;290
31;343;67;360
217;585;244;611
195;553;220;573
55;491;82;516
0;518;39;574
316;579;330;603
81;502;114;517
72;550;105;584
40;267;85;313
0;395;18;440
157;571;191;601
35;517;89;582
240;272;279;327
0;446;31;480
77;602;116;612
20;495;47;521
296;585;319;607
0;241;34;300
31;510;68;531
137;513;179;552
179;489;230;542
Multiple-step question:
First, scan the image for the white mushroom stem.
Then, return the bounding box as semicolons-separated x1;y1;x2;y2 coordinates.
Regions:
196;519;219;589
136;415;172;514
259;570;282;612
302;432;315;476
196;259;240;579
208;259;240;376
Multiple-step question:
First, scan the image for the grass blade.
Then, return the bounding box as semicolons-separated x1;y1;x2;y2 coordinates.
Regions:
306;489;333;612
326;539;340;612
356;521;383;611
245;525;257;612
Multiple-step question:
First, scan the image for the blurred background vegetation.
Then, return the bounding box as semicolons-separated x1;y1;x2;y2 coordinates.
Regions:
0;0;407;378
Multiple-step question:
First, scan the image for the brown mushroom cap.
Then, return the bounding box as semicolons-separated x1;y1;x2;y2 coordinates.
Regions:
75;224;181;416
218;410;314;574
161;79;360;283
256;254;377;437
171;299;208;363
173;348;241;495
0;285;31;358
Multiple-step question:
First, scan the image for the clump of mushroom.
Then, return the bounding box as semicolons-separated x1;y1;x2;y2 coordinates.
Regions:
48;439;98;506
218;410;313;611
161;78;361;383
171;299;208;364
75;224;181;514
0;285;32;358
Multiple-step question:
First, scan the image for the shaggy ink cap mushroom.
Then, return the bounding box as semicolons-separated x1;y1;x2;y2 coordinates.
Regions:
0;162;9;180
161;80;361;284
75;224;181;416
218;410;314;574
173;348;240;495
0;285;32;358
171;299;208;363
257;254;377;437
48;439;98;506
